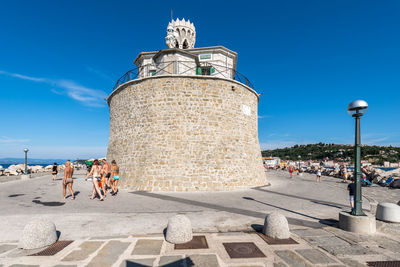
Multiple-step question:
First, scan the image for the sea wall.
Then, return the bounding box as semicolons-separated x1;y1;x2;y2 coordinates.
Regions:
107;75;266;191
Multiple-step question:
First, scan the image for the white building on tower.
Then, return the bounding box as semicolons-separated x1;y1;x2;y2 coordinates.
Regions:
112;18;253;88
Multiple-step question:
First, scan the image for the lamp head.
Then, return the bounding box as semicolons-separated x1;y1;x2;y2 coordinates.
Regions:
347;100;368;117
24;148;29;153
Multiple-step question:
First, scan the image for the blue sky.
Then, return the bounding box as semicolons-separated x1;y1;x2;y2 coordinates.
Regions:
1;0;399;159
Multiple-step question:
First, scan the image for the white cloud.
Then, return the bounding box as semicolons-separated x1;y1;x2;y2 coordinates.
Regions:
258;115;273;119
85;66;113;81
0;136;30;144
56;80;107;107
0;70;46;82
363;133;396;146
260;141;298;150
0;70;107;107
364;136;389;145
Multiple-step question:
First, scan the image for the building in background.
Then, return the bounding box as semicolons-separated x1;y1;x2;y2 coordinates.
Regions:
263;157;280;168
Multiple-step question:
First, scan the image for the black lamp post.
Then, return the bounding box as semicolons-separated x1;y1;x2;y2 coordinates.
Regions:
347;100;368;216
24;148;29;175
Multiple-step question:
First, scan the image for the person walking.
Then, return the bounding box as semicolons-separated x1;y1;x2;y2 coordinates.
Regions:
86;160;104;201
347;181;355;211
289;165;294;178
102;159;112;192
110;160;119;196
316;169;322;182
51;162;58;181
342;165;348;183
62;161;74;200
99;169;108;196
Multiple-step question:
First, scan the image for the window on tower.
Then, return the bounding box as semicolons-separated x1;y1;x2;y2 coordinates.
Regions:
183;39;188;49
196;66;215;76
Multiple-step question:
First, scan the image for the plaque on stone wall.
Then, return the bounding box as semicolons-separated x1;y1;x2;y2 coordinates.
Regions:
242;105;251;116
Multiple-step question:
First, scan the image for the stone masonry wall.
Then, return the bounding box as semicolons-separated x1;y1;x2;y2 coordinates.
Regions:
107;76;267;191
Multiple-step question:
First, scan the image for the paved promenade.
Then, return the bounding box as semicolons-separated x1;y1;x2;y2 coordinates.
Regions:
0;170;399;266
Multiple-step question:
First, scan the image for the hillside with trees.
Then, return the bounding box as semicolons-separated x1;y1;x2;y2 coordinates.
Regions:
261;143;400;165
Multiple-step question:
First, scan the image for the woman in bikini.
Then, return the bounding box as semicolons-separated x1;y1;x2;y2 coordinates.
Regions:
86;160;105;201
110;160;119;196
62;161;75;200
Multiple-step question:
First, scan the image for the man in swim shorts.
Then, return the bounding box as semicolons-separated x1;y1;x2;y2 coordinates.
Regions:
102;159;112;192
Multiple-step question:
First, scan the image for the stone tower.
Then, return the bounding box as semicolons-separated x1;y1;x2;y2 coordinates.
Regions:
165;18;196;49
107;18;267;191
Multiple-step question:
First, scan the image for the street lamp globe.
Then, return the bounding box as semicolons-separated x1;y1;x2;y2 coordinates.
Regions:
347;100;368;117
24;148;29;153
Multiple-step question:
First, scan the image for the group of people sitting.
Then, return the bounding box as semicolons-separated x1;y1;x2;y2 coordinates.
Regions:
86;159;120;201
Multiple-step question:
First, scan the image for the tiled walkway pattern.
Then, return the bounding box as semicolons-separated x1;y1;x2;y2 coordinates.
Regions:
1;225;400;267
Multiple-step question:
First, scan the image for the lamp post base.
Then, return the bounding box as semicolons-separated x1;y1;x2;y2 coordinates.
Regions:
339;211;376;234
21;174;31;180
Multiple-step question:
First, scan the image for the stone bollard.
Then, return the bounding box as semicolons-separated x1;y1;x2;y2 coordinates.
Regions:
263;212;290;239
376;203;400;223
19;217;58;249
165;214;192;244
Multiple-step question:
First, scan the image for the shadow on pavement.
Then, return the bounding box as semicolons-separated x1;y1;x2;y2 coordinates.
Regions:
125;257;194;266
131;191;324;228
66;191;80;199
32;200;65;206
251;224;263;232
8;194;25;197
244;196;340;227
252;187;348;209
242;196;321;221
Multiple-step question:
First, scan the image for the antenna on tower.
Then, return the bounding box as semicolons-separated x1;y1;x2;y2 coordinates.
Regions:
171;9;173;21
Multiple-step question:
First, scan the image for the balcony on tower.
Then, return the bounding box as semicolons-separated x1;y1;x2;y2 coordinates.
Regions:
113;46;253;90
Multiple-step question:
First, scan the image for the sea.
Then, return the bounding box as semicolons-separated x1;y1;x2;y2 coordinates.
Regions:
379;167;399;171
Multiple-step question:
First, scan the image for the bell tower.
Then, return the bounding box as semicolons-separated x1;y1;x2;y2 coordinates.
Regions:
165;18;196;49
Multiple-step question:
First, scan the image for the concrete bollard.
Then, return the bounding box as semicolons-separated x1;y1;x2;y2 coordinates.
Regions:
263;212;290;239
369;201;378;215
339;211;376;234
165;214;193;244
376;203;400;223
19;217;57;249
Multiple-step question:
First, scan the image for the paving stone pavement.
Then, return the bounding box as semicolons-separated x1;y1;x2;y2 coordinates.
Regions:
294;249;337;265
62;241;103;262
0;229;399;266
0;170;399;266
